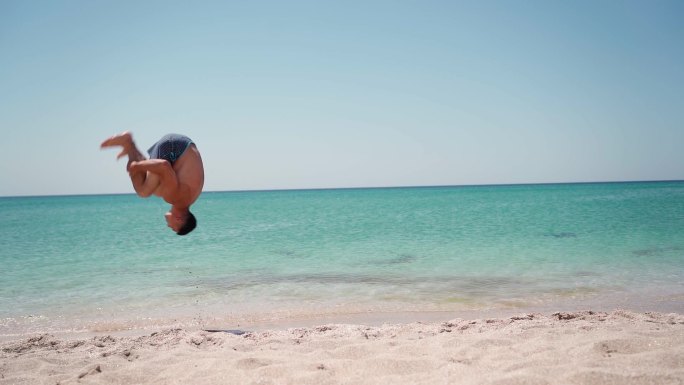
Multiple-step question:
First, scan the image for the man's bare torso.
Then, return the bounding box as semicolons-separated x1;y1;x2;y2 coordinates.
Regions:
150;144;204;207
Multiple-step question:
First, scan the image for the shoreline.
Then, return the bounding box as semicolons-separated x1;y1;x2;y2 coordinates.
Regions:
3;288;682;343
2;308;683;385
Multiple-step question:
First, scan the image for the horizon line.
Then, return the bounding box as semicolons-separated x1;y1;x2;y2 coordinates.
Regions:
1;179;683;199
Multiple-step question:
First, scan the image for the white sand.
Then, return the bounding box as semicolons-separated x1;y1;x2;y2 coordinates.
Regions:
1;310;683;385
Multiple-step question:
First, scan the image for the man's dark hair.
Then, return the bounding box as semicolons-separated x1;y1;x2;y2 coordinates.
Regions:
177;211;197;236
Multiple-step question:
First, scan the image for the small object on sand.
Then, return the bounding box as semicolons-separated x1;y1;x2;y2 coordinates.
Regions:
203;329;248;335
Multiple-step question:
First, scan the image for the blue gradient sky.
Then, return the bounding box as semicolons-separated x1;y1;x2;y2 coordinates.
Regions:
1;0;682;196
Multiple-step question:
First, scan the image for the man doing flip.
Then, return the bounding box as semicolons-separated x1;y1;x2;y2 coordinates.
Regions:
101;132;205;235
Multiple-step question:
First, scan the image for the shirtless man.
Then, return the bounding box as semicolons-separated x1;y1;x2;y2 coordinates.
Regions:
101;132;204;235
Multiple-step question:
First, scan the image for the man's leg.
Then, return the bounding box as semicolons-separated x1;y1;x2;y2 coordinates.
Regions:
101;132;150;195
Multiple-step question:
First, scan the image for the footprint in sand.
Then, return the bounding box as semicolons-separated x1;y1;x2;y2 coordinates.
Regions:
235;358;273;370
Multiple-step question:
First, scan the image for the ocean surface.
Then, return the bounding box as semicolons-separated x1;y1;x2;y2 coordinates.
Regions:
1;182;683;337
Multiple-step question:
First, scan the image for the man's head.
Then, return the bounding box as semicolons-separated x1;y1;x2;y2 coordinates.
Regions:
165;210;197;235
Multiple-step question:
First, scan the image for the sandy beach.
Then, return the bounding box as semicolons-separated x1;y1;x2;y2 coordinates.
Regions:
1;309;683;385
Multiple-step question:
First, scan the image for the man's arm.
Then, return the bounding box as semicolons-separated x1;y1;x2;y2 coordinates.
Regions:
128;159;179;197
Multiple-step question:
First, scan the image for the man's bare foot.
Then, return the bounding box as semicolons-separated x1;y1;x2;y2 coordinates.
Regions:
101;131;134;159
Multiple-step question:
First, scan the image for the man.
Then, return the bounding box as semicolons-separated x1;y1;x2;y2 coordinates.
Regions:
101;132;205;235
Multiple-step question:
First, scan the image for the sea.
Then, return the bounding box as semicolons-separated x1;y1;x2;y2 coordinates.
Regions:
1;181;683;338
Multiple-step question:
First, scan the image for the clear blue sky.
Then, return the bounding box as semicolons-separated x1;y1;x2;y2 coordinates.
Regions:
1;0;682;196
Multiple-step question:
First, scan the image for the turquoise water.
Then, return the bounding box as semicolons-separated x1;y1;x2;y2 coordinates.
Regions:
1;182;683;335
